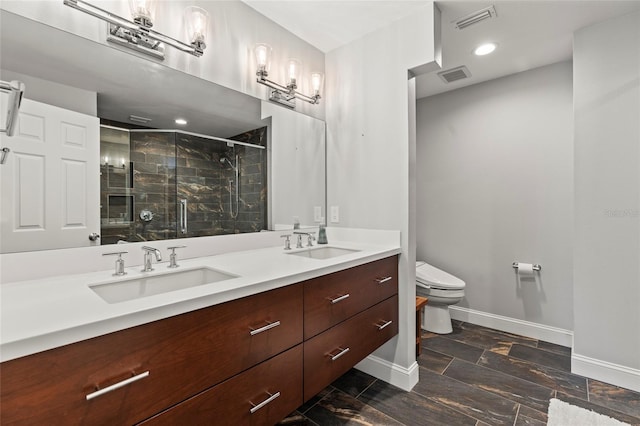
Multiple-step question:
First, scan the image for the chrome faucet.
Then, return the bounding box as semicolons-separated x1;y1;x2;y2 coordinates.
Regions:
293;231;315;248
141;246;162;272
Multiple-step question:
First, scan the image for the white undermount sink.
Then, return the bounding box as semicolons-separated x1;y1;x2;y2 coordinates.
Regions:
287;246;361;260
89;267;238;304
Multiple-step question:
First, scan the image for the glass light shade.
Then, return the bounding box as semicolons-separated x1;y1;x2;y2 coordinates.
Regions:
254;43;272;75
129;0;156;27
184;6;209;48
287;59;301;87
310;72;324;96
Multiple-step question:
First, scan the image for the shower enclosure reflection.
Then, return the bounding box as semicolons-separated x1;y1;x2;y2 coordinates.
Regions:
100;125;267;245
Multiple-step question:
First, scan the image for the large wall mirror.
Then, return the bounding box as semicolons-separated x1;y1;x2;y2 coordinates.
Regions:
0;10;326;253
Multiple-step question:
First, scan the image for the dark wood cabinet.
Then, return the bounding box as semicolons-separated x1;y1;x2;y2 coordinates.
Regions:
0;255;398;425
140;345;303;426
304;295;398;400
0;284;303;425
303;255;398;339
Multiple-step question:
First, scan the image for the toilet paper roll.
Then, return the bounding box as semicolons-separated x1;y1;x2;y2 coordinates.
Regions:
517;263;534;275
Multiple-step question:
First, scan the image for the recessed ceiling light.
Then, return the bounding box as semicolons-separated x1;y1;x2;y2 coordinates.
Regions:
175;118;188;125
474;43;497;56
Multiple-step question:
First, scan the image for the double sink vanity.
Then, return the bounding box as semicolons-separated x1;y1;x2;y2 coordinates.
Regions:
0;234;400;425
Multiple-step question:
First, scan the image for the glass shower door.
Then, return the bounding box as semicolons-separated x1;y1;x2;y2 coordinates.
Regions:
175;130;267;238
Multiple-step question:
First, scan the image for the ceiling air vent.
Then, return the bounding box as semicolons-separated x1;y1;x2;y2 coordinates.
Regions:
129;114;152;124
437;66;471;84
453;5;497;30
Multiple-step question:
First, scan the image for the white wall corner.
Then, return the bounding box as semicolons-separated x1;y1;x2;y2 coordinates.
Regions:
408;2;441;77
572;353;640;393
355;355;419;392
449;306;574;347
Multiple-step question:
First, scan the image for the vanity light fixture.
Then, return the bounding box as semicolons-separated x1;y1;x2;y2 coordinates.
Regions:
254;43;324;108
63;0;209;60
0;79;25;137
474;42;497;56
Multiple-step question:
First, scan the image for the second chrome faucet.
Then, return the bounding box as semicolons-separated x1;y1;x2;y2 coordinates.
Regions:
141;246;162;272
293;231;315;248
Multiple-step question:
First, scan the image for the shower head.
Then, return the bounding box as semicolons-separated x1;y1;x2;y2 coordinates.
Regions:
220;156;237;171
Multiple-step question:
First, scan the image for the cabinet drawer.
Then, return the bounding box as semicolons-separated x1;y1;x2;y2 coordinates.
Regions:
304;255;398;339
0;284;303;425
140;345;303;425
303;295;398;401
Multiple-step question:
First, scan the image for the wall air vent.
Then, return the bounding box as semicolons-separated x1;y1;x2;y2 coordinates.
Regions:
437;66;472;84
453;5;497;30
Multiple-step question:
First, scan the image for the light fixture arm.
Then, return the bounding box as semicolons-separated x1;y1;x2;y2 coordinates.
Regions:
256;72;320;107
63;0;204;58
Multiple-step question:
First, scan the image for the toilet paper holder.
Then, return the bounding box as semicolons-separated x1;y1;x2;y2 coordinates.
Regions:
512;262;542;271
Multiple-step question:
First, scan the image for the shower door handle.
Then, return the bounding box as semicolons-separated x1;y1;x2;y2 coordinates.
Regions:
180;199;187;234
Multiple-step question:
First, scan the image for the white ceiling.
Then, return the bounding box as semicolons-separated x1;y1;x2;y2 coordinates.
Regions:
242;0;640;99
243;1;430;53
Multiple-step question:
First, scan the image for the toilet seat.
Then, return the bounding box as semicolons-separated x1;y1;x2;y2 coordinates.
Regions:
416;261;465;290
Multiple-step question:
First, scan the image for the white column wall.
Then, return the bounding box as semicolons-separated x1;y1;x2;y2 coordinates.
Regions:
573;11;640;392
325;3;439;390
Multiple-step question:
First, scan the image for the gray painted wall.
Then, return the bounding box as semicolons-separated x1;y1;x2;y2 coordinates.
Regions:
573;10;640;381
416;61;574;331
0;69;97;116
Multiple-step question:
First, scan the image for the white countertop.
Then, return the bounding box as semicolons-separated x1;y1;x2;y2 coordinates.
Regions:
0;240;400;362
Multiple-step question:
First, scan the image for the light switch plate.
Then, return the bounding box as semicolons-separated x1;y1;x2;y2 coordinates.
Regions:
314;206;322;222
330;206;339;223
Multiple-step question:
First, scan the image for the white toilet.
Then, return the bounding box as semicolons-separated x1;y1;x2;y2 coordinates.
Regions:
416;261;466;334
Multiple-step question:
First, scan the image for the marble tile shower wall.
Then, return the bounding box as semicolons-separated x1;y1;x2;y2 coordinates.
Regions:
100;128;267;244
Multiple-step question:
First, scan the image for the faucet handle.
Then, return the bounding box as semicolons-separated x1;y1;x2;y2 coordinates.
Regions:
280;234;292;250
103;251;128;276
306;232;316;247
167;245;186;268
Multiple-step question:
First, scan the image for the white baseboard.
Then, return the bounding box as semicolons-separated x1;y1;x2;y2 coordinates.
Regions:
449;306;573;348
572;353;640;393
355;355;419;392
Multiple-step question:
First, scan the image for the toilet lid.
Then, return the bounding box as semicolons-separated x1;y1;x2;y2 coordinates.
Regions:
416;261;466;290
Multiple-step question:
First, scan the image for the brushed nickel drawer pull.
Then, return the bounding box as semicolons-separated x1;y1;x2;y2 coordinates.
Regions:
329;293;350;304
329;347;350;361
85;371;150;401
249;391;281;414
250;320;281;336
376;276;393;284
377;320;393;331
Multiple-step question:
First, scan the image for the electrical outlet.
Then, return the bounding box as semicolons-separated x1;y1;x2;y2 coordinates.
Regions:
330;206;339;223
314;206;322;222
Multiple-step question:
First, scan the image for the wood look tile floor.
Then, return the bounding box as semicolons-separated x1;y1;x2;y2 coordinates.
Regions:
279;321;640;426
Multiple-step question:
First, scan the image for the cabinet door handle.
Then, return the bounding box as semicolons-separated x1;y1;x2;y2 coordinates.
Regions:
249;391;281;414
85;371;150;401
249;320;281;336
329;347;350;361
377;320;393;331
329;293;350;304
376;276;393;284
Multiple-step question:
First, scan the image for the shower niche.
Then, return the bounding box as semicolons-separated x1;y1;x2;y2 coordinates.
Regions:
99;125;267;245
